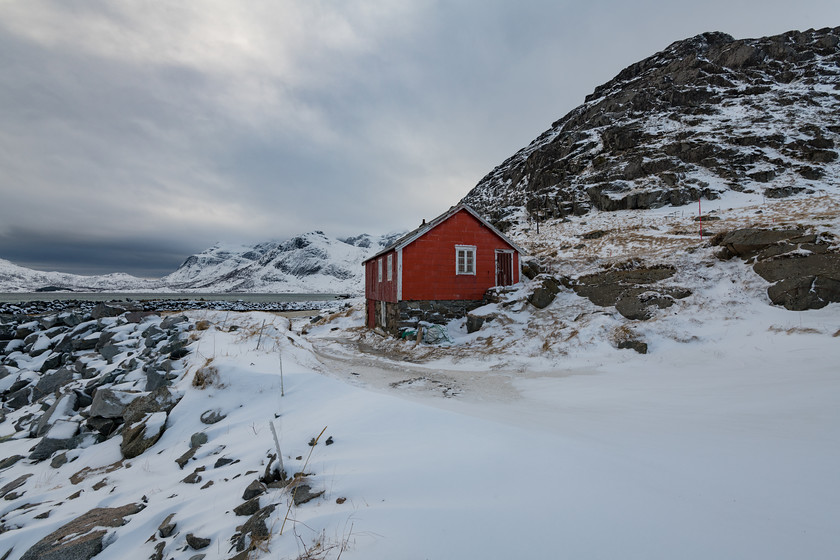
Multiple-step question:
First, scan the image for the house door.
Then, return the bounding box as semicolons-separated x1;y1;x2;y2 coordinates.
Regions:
366;299;376;328
496;251;513;286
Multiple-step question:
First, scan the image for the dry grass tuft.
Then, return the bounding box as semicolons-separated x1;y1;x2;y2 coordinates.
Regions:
193;358;221;388
195;319;211;331
768;325;822;335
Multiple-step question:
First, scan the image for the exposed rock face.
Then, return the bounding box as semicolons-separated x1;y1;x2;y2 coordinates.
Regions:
19;503;144;560
1;308;190;463
714;228;840;309
568;264;692;320
462;28;840;229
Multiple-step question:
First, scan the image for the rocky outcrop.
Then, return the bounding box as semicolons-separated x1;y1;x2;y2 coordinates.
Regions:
1;309;191;463
568;264;692;320
714;228;840;309
20;503;144;560
462;27;840;230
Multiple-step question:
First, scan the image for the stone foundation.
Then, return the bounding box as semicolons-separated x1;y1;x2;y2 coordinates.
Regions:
369;299;489;336
397;300;485;332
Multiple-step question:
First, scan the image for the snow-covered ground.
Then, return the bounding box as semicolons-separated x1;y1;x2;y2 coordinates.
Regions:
2;190;839;560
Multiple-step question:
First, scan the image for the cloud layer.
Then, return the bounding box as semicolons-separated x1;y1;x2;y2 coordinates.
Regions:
2;0;838;276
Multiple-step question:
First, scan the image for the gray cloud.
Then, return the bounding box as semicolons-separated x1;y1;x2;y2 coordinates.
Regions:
1;0;839;277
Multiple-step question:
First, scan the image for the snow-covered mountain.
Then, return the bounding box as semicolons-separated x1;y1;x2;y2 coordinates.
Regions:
463;27;840;229
162;231;403;294
0;258;158;293
0;232;403;294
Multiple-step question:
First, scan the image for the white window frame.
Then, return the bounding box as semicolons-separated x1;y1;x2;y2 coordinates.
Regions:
455;245;476;275
377;258;383;282
387;254;393;281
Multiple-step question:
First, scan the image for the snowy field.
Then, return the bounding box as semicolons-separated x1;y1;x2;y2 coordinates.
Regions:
2;190;839;560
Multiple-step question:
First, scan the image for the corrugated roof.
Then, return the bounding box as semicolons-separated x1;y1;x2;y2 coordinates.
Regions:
361;203;525;264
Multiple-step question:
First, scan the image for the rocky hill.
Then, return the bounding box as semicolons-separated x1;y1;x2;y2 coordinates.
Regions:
462;27;840;228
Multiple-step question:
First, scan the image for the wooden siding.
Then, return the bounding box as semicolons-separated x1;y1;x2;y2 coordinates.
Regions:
400;209;519;301
364;249;398;303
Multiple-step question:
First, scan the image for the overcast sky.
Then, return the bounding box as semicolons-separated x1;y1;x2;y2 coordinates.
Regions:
1;1;838;277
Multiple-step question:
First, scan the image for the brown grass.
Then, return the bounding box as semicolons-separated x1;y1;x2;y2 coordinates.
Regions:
192;358;221;388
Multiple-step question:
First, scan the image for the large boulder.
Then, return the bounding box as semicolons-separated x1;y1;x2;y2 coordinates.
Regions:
89;388;140;419
29;419;81;461
121;411;168;459
754;253;840;310
31;367;74;401
119;387;181;459
527;275;563;309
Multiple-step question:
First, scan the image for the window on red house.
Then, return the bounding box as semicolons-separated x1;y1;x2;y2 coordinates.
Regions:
455;245;476;275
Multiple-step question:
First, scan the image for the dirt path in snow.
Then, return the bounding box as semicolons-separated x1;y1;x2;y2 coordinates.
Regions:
309;335;524;403
309;335;597;408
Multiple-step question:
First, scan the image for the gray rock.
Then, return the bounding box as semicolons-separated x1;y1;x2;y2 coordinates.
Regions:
16;322;39;339
32;367;74;401
200;409;226;425
175;446;198;469
214;457;235;469
528;275;562;309
98;344;122;363
615;292;675;320
190;432;208;448
29;422;81;461
716;228;807;259
234;497;262;517
0;323;16;341
124;311;158;323
0;473;32;499
291;483;324;506
618;340;649;354
39;352;65;373
90;388;139;419
34;392;78;437
242;480;266;501
5;386;32;409
143;363;167;391
85;416;120;438
122;387;182;425
50;452;69;468
232;504;276;552
0;455;24;470
19;503;143;560
465;314;486;333
90;303;126;319
158;513;177;538
59;313;85;328
120;412;167;459
185;533;210;550
160;315;188;330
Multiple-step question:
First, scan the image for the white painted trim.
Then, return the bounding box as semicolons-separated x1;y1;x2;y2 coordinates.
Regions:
397;248;403;300
455;244;477;275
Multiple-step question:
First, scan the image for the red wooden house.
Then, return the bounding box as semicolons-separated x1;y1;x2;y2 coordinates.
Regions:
363;204;524;334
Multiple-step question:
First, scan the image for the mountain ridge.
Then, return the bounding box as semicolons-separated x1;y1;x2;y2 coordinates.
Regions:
461;27;840;229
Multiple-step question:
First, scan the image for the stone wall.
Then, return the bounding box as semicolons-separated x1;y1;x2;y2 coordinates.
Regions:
396;300;485;333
